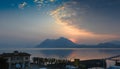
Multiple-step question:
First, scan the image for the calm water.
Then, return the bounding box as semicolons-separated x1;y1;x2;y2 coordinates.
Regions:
0;48;120;67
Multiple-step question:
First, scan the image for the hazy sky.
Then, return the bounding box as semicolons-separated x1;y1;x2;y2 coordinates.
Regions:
0;0;120;48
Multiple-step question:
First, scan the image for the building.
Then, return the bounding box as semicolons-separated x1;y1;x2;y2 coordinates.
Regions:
74;59;80;67
0;56;9;69
80;59;106;69
0;51;31;69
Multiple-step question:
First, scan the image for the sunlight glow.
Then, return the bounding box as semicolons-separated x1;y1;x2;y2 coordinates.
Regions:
69;38;77;43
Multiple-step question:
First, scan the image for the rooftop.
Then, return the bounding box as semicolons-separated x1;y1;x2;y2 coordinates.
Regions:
0;51;31;57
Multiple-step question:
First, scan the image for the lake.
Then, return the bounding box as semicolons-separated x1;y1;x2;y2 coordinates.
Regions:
0;48;120;67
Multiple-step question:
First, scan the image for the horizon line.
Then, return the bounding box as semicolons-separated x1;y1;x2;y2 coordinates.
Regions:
0;48;120;51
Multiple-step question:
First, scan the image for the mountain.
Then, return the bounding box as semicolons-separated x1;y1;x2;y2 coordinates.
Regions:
36;37;120;48
97;40;120;48
36;37;77;48
107;40;120;45
77;40;120;48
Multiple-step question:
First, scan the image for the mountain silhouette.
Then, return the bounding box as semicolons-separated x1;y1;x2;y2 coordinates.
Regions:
36;37;120;48
36;37;77;48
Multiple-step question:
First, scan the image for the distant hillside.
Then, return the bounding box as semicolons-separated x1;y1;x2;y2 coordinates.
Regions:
77;40;120;48
36;37;77;48
97;40;120;48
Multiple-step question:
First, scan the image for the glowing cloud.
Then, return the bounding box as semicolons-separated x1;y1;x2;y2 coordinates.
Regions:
51;0;90;29
50;0;120;44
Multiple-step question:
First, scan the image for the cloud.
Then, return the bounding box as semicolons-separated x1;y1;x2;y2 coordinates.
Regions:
50;0;89;35
50;0;120;34
18;2;27;9
33;0;49;9
50;0;55;2
50;0;88;29
34;0;55;3
34;0;44;3
50;0;120;44
34;0;38;2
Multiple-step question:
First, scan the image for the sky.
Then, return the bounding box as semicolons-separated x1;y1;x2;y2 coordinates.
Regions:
0;0;120;48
